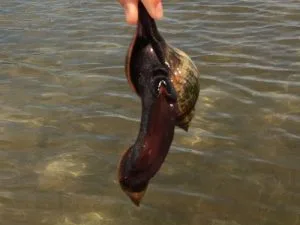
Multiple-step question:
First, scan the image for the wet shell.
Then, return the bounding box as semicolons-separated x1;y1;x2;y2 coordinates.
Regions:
165;46;200;131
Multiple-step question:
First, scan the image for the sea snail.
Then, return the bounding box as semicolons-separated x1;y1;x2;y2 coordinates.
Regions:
118;1;200;206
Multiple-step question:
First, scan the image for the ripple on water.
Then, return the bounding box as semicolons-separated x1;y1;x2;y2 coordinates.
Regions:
55;212;107;225
36;152;87;191
1;0;300;225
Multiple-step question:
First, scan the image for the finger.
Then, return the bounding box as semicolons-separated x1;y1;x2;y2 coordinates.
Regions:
141;0;163;20
120;0;139;24
119;0;125;7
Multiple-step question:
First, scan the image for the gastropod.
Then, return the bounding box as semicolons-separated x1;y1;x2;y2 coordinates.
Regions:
118;1;200;206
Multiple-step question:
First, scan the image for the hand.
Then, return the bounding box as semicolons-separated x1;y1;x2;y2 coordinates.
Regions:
119;0;163;24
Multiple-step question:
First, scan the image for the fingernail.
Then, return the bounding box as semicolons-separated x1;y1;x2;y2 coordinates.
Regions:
155;2;163;19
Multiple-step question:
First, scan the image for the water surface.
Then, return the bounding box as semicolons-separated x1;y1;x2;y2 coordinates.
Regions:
1;0;300;224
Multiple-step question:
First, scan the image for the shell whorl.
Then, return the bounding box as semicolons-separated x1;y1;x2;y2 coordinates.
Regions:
165;46;200;131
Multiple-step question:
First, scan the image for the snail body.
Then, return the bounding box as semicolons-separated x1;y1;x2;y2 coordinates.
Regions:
119;1;200;206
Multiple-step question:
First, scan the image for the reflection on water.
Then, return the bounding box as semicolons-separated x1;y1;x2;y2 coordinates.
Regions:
1;0;300;224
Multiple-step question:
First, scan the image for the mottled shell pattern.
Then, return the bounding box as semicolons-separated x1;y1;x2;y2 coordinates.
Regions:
165;45;200;131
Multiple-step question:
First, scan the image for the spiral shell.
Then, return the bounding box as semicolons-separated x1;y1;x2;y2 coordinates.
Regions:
118;1;201;206
165;46;200;131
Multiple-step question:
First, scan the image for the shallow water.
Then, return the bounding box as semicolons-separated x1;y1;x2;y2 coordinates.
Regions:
1;0;300;224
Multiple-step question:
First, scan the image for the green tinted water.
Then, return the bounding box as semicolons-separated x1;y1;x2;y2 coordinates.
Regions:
1;0;300;224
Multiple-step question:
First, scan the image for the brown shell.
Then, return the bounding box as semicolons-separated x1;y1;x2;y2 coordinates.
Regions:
124;2;200;131
126;41;200;131
165;46;200;131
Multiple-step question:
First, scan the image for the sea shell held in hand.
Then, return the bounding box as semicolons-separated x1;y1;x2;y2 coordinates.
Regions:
118;1;200;206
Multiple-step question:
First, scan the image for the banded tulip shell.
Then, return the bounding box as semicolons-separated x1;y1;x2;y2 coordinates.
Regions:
118;1;200;206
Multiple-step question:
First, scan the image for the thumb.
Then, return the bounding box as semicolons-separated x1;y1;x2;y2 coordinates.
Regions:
141;0;163;20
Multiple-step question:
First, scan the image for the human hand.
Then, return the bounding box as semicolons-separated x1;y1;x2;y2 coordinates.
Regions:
119;0;163;25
